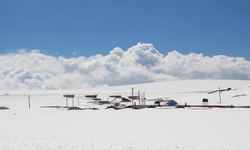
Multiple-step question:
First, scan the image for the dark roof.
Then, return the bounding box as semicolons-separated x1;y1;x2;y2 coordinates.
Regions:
97;101;111;104
121;97;131;102
63;95;74;98
85;95;97;98
128;96;139;99
110;95;122;98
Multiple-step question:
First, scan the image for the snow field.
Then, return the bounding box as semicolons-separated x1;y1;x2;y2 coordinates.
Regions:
1;80;250;150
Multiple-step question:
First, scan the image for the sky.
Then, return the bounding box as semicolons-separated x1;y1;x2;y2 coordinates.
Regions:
0;0;250;58
0;0;250;90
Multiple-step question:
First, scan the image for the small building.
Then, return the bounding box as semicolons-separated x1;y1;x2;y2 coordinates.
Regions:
166;100;177;106
63;95;75;107
202;98;209;105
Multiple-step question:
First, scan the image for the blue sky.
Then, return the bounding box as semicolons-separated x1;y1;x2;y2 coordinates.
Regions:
0;0;250;59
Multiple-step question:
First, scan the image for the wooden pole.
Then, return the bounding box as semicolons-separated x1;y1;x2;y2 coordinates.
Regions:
138;90;140;105
131;87;134;106
78;95;80;106
143;93;145;105
219;87;222;104
141;94;143;105
28;95;31;109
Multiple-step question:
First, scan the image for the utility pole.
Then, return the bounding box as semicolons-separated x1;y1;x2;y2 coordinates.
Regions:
143;92;145;105
218;87;222;104
131;87;134;106
78;95;80;106
28;95;31;109
138;90;140;105
141;94;143;105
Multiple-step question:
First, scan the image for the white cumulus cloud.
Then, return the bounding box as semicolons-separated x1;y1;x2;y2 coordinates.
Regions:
1;42;250;90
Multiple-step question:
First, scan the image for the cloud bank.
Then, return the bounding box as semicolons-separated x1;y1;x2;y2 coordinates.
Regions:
1;43;250;90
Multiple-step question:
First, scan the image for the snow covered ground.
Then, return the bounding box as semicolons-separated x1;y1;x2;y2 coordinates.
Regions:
1;80;250;150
